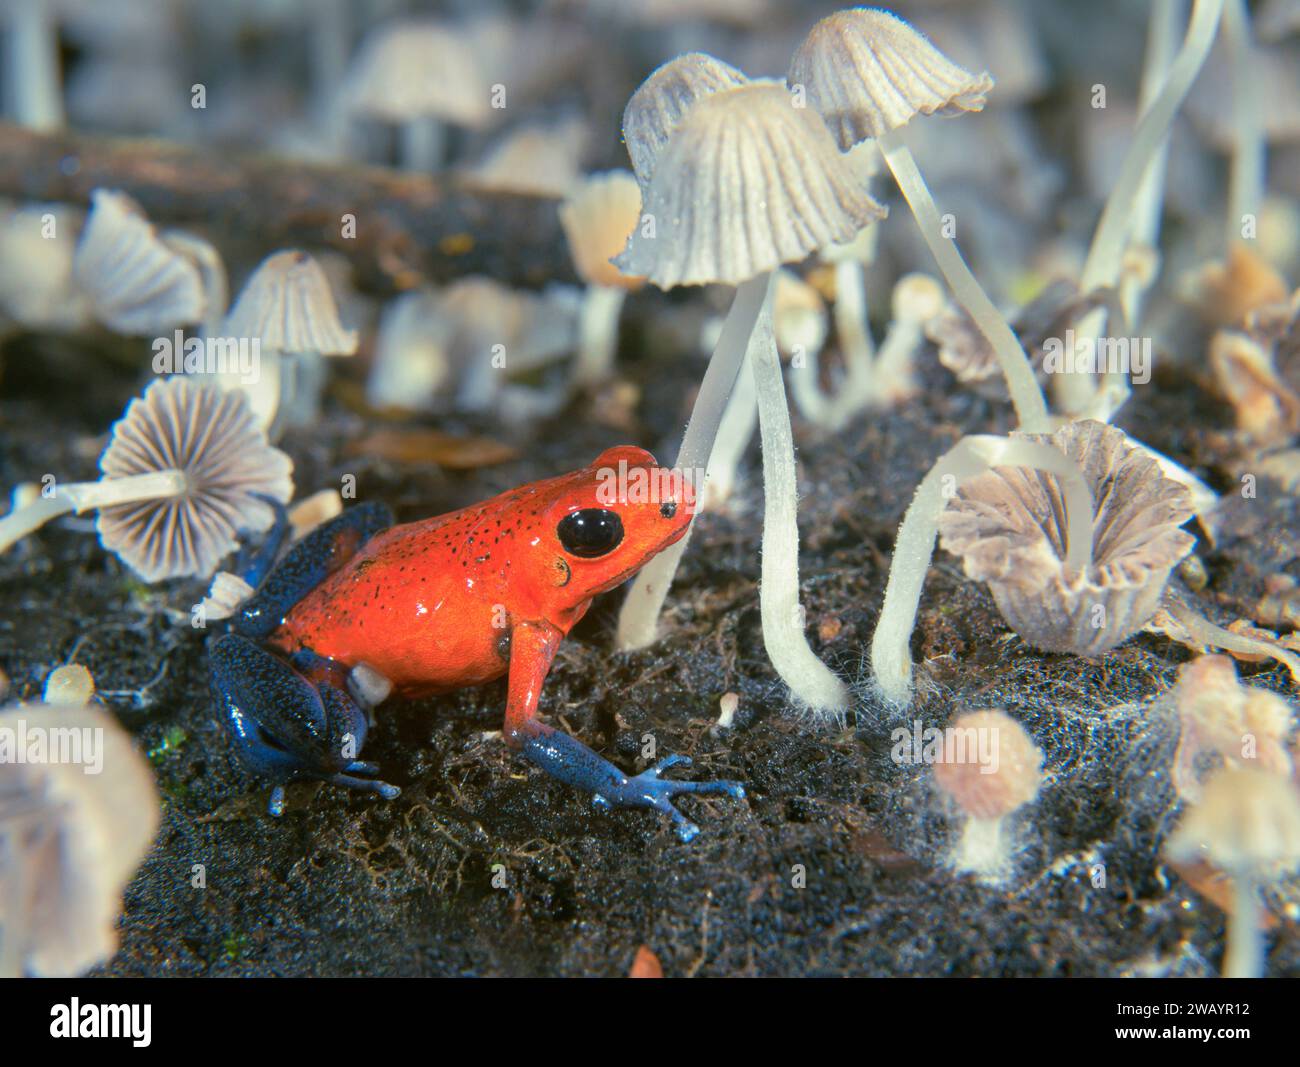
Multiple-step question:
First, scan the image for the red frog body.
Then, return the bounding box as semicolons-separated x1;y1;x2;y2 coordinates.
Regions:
209;446;745;840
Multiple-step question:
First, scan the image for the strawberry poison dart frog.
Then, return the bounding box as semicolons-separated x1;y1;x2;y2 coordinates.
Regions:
209;446;745;841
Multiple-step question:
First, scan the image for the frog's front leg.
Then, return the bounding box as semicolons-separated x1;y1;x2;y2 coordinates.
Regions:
209;634;400;816
503;622;745;842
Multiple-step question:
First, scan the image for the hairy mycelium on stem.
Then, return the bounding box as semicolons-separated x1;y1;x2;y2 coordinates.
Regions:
1063;0;1227;419
932;709;1044;885
613;73;883;714
870;431;1096;708
559;170;646;389
789;7;1049;433
221;250;358;435
1166;766;1300;978
0;701;159;978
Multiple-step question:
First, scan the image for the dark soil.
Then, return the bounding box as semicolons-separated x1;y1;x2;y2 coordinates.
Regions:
2;302;1298;978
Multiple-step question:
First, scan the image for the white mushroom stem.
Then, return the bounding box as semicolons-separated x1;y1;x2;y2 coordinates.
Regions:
789;338;833;427
870;435;1095;707
876;128;1050;434
833;258;875;389
702;348;757;509
952;815;1008;883
573;285;627;389
617;271;772;651
0;470;188;555
869;277;941;407
1122;0;1181;326
1224;871;1263;978
749;302;850;716
1061;0;1226;417
1222;0;1264;250
6;0;63;130
401;117;446;172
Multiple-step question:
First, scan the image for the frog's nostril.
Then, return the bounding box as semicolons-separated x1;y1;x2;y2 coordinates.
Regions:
660;501;678;519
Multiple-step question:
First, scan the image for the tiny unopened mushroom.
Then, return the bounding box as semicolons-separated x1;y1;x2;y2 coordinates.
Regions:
42;664;94;706
559;170;646;388
614;72;882;721
342;19;495;171
1170;654;1295;801
869;273;945;406
221;249;358;433
789;8;1049;433
938;420;1194;657
95;376;293;582
932;709;1044;884
72;189;205;336
1208;328;1300;447
1166;766;1300;977
0;702;160;977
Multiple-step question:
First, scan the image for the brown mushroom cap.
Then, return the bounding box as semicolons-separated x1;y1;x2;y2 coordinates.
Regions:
932;709;1043;821
560;171;646;291
788;8;994;150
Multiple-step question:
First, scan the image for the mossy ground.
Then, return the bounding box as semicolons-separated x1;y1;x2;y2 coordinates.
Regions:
2;304;1298;978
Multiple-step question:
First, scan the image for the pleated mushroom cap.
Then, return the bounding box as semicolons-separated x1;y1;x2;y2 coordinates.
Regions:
343;20;493;128
616;82;887;289
560;170;645;291
72;189;205;335
622;51;749;186
97;376;293;582
223;251;358;355
788;8;994;149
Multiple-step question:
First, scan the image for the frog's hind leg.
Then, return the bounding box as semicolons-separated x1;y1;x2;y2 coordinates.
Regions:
209;633;400;816
232;501;394;639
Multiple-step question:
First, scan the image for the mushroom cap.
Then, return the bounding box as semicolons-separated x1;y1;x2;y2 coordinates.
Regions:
72;189;205;335
343;20;493;128
222;251;358;356
96;376;294;582
42;664;95;706
932;709;1043;821
788;7;994;149
1167;766;1300;875
0;702;159;977
622;52;750;187
560;170;646;291
615;82;886;289
939;420;1196;656
773;269;828;357
465;117;588;199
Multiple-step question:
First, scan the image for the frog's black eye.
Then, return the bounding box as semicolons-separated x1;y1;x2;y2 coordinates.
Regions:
557;508;624;558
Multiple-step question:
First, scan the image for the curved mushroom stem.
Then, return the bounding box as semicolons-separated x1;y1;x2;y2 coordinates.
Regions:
1122;0;1182;327
1222;0;1264;250
870;435;1095;707
572;285;627;389
616;271;772;651
1224;871;1263;978
876;127;1049;434
1062;0;1226;417
749;301;850;717
788;337;833;427
702;347;758;509
0;470;188;555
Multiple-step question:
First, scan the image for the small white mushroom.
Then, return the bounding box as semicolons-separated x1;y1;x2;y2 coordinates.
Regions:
72;189;205;336
0;702;160;977
1167;766;1300;977
42;664;94;706
559;170;646;389
221;249;358;433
